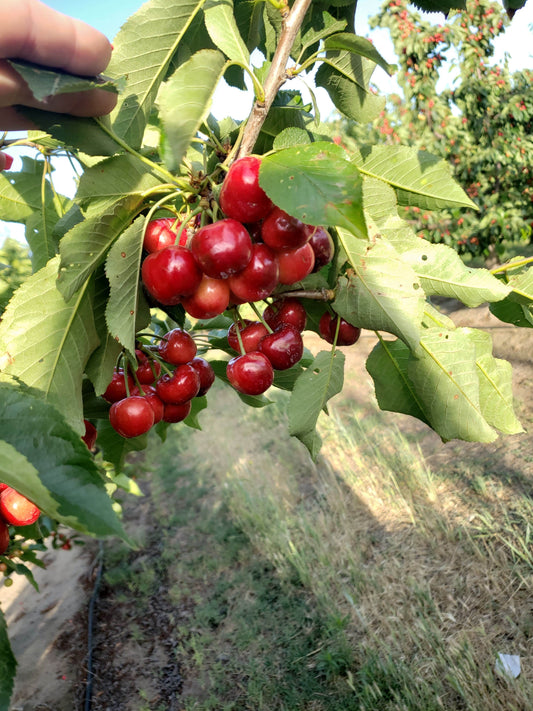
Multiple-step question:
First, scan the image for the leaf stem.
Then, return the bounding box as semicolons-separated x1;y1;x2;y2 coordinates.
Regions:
491;257;533;274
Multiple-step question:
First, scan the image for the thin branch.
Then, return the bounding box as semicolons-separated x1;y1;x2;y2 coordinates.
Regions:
237;0;313;159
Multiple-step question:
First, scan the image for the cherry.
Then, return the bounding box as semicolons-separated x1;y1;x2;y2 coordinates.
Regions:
263;298;307;332
0;519;9;555
155;364;200;404
191;218;252;279
158;328;197;365
318;312;361;346
228;243;279;303
82;420;98;450
305;225;335;271
259;324;304;370
182;274;230;319
261;207;310;251
142;245;202;305
109;396;155;438
276;242;315;285
219;155;273;223
227;321;269;353
226;351;274;395
190;357;215;396
135;359;161;385
103;369;134;403
131;385;165;423
0;483;9;492
0;487;41;526
162;401;192;423
143;217;185;253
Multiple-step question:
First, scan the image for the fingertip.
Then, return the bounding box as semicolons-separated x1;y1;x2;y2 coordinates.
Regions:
0;152;13;171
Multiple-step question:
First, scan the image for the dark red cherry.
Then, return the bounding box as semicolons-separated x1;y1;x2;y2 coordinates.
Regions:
158;328;197;365
190;357;216;396
258;324;304;370
228;243;279;302
103;369;134;403
109;396;155;438
318;312;361;346
276;242;315;285
261;207;310;251
226;351;274;396
142;245;202;305
219;156;274;223
182;274;230;319
304;225;335;271
263;298;307;332
162;401;192;423
227;321;269;354
143;217;185;253
155;365;201;404
191;218;252;279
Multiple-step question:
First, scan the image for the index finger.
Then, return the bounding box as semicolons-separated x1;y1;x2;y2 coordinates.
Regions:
0;0;113;77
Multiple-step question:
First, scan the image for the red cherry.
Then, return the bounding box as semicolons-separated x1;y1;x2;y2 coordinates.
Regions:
109;396;155;438
82;420;98;450
135;359;161;385
0;487;41;526
155;365;201;404
162;401;192;423
190;357;215;396
219;156;273;223
227;321;269;354
318;312;361;346
103;369;134;403
191;218;252;279
143;217;184;253
142;245;202;305
0;483;9;492
276;242;315;285
131;385;165;423
258;324;304;370
0;519;9;555
182;274;230;319
226;351;274;395
228;243;279;302
158;328;197;365
261;207;310;251
305;225;335;271
263;298;307;332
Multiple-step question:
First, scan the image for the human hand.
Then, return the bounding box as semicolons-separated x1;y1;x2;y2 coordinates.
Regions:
0;0;117;131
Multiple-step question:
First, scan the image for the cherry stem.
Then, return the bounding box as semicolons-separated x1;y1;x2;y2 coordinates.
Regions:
491;257;533;274
249;301;273;334
278;288;335;301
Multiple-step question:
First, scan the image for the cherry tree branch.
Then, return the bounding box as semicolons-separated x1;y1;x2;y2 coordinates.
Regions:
237;0;313;159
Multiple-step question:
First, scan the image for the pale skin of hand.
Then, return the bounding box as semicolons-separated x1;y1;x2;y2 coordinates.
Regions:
0;0;117;167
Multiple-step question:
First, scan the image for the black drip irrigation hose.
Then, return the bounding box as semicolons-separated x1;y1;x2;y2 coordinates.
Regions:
84;540;104;711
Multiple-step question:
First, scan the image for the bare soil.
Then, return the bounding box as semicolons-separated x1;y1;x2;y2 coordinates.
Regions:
2;303;532;711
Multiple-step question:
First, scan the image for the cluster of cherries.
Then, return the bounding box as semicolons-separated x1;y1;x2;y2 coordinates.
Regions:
102;155;361;439
103;329;215;439
0;484;41;556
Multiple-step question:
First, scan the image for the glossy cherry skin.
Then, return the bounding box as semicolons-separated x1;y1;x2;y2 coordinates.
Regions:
259;324;304;370
109;396;155;438
0;519;9;555
0;487;41;526
142;245;202;305
155;364;200;404
305;225;335;271
103;369;135;403
158;328;197;366
276;242;315;285
162;401;192;423
261;207;310;251
182;274;230;319
263;298;307;332
219;156;273;223
318;312;361;346
131;385;165;424
82;420;98;450
227;321;269;354
191;218;252;279
143;218;185;253
226;351;274;396
190;357;215;396
135;359;161;385
228;244;279;303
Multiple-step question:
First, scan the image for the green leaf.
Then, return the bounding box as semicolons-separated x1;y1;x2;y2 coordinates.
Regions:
315;63;386;123
0;383;128;539
7;60;122;102
0;258;99;434
288;349;345;441
204;0;250;64
362;177;399;226
260;143;367;236
0;607;16;711
323;33;395;76
0;158;51;223
15;109;121;156
106;0;207;148
96;419;148;474
352;146;478;210
57;196;146;301
299;10;347;57
366;338;429;425
184;395;208;430
334;228;425;350
272;127;313;150
105;217;146;356
259;90;312;140
469;330;523;435
159;50;227;172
